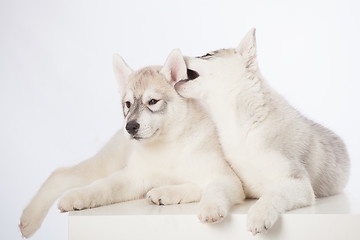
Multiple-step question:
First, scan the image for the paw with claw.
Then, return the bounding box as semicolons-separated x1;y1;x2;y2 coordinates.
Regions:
247;201;279;235
146;187;183;205
58;189;97;212
198;201;227;224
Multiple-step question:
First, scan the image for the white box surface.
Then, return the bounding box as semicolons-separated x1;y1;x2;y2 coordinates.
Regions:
69;193;360;240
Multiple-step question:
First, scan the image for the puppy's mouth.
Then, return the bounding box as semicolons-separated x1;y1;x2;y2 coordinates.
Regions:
133;135;143;140
174;69;199;90
131;129;159;141
186;69;200;80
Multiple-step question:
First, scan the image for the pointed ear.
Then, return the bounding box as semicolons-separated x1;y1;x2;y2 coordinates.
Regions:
236;28;257;59
112;54;133;90
161;49;187;84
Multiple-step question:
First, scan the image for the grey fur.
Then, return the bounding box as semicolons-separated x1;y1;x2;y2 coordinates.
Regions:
175;29;350;234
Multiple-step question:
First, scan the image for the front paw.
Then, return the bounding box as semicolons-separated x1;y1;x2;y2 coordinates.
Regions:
58;189;94;212
247;201;279;235
146;188;182;205
198;201;227;224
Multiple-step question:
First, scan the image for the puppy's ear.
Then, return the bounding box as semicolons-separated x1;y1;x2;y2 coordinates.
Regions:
161;49;187;85
236;28;257;64
112;54;133;91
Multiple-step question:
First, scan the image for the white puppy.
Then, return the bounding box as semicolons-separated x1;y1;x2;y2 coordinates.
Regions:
175;29;350;235
19;49;245;238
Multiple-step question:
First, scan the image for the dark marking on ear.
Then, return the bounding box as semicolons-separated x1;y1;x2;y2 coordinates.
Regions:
187;69;199;80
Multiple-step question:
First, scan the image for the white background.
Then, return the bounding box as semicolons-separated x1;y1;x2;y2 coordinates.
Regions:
1;0;359;239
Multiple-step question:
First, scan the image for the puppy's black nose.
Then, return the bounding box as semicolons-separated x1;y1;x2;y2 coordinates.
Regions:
126;120;140;135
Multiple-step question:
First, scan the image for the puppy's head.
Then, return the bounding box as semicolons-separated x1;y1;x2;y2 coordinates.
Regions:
113;49;187;141
175;28;258;101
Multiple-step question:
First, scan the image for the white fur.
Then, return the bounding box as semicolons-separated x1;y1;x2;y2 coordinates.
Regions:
19;49;245;238
175;29;350;235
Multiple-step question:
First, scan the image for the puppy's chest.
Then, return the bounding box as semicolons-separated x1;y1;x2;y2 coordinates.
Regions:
128;147;191;177
228;151;282;198
218;129;289;197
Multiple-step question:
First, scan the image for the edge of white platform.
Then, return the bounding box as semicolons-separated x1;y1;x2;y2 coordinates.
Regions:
69;192;360;240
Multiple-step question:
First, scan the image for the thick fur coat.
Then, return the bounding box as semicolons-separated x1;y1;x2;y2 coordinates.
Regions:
175;29;350;235
19;49;245;238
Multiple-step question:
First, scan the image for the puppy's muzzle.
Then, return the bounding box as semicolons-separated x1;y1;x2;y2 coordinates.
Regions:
126;120;140;135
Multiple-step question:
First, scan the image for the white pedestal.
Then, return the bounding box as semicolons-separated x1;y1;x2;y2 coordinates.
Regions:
69;193;360;240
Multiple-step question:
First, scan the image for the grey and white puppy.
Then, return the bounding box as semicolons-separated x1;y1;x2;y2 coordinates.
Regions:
175;28;350;235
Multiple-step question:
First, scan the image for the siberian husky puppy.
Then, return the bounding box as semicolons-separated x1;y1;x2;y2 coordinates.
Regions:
175;29;350;235
19;49;245;238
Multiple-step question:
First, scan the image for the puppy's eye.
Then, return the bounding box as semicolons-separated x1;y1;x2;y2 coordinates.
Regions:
148;99;159;105
125;101;131;108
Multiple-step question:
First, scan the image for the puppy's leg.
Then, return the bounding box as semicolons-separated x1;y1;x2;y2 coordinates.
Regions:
58;169;147;211
247;177;315;235
20;130;128;238
146;183;202;205
198;176;245;224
